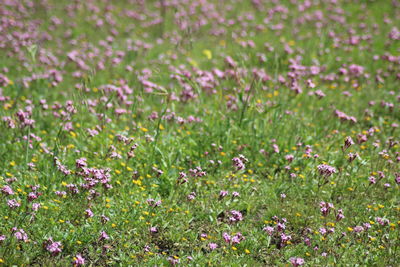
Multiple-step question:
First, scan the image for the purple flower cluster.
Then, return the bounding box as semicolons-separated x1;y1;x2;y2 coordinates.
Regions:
317;164;337;177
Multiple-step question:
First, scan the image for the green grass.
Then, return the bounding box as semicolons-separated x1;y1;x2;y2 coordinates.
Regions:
0;0;399;266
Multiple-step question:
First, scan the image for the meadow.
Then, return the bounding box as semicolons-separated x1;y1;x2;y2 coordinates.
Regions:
0;0;399;266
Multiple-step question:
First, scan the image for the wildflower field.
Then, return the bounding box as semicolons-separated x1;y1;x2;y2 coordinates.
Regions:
0;0;399;266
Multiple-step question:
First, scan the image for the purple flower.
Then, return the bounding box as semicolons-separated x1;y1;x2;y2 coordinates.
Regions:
343;136;354;150
277;222;286;231
395;174;400;185
314;90;326;99
45;238;62;256
73;254;85;266
75;158;87;169
368;176;376;184
14;228;28;242
320;201;334;216
336;209;345;221
289;257;305;267
375;217;389;226
167;256;179;265
1;185;14;195
348;152;358;162
7;199;20;209
232;156;246;170
317;164;337;177
348;64;364;76
334;110;357;123
285;154;294;162
187;192;196;201
66;184;79;194
280;233;292;245
363;223;371;230
229;210;243;223
27;192;38;202
272;143;280;153
353;226;364;233
85;209;94;218
209;243;218;250
263;226;275;236
100;215;110;224
99;231;110;241
219;190;229;198
177;172;188;184
32;203;41;211
222;232;231;243
231;232;245;244
143;245;151;252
